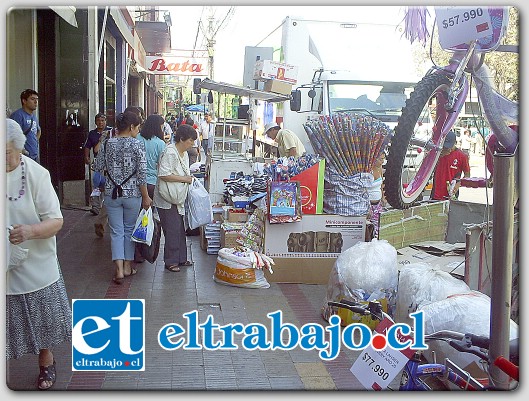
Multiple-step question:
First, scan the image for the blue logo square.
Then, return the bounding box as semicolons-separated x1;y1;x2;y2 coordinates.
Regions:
72;299;145;371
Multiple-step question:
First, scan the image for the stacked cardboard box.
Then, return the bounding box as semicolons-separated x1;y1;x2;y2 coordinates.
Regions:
220;222;246;248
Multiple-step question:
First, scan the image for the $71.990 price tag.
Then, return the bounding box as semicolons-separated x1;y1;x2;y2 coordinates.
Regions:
434;6;492;50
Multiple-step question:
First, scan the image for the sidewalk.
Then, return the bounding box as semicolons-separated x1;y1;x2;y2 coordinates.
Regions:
6;207;366;391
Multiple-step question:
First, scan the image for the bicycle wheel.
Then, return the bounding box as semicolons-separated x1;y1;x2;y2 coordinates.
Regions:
384;73;452;209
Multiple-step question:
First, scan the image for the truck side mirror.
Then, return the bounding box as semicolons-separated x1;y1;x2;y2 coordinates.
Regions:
290;90;301;112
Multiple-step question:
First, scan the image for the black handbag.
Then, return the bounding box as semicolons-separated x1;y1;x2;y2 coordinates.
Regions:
136;218;161;264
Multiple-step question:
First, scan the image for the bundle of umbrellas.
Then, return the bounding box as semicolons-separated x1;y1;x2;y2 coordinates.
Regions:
303;113;393;176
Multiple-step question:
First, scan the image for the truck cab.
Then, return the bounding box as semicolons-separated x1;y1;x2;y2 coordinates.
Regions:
279;16;425;156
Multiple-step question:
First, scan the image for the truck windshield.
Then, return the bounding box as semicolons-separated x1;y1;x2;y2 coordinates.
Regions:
328;82;414;115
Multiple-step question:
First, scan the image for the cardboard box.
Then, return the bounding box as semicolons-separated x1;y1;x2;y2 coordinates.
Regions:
228;209;249;223
264;257;335;285
263;215;366;284
379;201;449;249
397;245;465;277
253;60;298;84
264;79;293;96
220;222;246;248
265;214;366;258
290;159;325;215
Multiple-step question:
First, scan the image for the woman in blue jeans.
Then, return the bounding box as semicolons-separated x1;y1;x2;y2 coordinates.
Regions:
95;111;151;284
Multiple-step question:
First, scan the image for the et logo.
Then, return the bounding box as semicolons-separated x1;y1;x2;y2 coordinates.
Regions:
72;299;145;371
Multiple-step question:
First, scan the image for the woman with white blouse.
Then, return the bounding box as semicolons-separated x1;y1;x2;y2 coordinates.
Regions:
6;118;71;390
153;124;197;272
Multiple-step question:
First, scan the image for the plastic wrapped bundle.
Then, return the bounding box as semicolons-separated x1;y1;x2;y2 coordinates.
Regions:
322;239;398;323
419;291;519;379
395;263;471;324
339;239;398;293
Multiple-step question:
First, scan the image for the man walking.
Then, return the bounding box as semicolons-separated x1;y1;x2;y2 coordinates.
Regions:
84;113;112;215
10;89;41;163
199;112;215;155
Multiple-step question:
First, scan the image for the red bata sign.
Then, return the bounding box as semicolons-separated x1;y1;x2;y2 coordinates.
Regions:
145;55;209;76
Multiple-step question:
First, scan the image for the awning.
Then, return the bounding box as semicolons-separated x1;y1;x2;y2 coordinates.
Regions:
198;78;289;103
49;6;78;28
135;21;171;54
109;7;135;47
186;104;209;113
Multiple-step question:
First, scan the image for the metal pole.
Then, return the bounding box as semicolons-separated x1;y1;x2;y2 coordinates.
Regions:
489;152;515;389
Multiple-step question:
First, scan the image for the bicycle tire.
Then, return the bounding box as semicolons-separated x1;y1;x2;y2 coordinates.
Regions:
384;73;452;209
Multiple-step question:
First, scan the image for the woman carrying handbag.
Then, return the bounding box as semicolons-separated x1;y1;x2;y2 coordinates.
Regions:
94;111;151;283
153;124;197;272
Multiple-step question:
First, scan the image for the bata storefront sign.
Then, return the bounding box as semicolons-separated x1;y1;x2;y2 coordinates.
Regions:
145;55;209;76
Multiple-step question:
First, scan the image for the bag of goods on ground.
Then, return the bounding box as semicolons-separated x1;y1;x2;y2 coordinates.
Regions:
419;291;518;381
322;239;398;328
213;247;274;289
395;263;471;325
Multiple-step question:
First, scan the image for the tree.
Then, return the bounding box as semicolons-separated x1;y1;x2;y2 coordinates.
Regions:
411;6;518;100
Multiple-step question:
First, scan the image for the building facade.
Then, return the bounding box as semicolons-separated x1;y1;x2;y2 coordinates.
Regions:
6;6;171;205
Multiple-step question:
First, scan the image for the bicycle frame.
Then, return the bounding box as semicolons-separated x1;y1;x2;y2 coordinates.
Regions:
399;352;487;391
384;6;518;209
430;45;518;155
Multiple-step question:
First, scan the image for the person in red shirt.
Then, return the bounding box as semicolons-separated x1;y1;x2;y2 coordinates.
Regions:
431;130;470;200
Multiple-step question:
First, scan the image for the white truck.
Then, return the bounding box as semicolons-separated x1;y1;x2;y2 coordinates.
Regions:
275;16;426;155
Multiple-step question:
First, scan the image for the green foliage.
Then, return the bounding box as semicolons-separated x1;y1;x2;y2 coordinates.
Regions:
411;7;518;100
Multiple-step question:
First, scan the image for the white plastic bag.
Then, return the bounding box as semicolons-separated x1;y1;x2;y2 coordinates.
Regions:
322;239;399;322
185;178;213;229
338;239;398;293
131;207;154;246
395;263;470;324
419;291;518;379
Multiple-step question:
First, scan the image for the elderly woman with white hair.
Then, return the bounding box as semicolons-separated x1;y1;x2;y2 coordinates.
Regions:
6;118;71;390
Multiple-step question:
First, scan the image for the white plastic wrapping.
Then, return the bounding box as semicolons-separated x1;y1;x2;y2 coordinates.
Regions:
395;263;470;324
419;291;518;337
419;291;519;378
322;239;398;321
338;239;398;292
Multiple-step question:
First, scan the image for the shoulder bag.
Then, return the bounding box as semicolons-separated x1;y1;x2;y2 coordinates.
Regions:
157;145;190;205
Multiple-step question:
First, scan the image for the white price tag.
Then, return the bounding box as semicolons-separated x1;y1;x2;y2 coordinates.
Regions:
350;347;410;390
349;317;415;390
435;6;492;49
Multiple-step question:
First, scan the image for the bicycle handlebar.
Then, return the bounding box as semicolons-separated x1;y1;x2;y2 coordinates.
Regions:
328;300;519;364
493;356;519;381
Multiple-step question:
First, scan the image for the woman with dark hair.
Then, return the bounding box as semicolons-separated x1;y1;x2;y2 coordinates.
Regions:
153;124;197;272
94;111;151;283
137;114;167;198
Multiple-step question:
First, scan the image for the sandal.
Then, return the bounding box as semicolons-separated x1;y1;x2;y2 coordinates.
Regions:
38;360;56;390
165;264;181;272
112;276;124;285
178;261;193;267
124;268;137;277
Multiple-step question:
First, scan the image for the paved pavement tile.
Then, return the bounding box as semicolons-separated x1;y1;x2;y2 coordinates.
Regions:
6;208;376;392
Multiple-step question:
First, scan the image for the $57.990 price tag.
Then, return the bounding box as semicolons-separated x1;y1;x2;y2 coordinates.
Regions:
435;6;492;50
